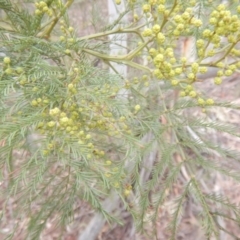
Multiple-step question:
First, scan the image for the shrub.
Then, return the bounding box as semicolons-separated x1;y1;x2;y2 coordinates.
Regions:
0;0;240;239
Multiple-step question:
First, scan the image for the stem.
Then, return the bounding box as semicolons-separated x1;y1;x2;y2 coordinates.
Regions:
126;37;154;61
82;48;152;72
104;60;124;79
156;85;193;180
212;215;240;239
160;0;177;31
78;23;146;41
40;0;74;39
214;39;240;64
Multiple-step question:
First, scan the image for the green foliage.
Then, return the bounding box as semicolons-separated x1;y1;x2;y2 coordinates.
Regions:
0;0;240;239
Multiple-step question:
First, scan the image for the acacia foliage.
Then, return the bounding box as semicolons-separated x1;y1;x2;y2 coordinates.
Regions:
0;0;240;239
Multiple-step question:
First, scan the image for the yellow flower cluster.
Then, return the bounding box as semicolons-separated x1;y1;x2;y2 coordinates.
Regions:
35;1;53;16
140;1;240;108
1;57;25;76
59;20;76;54
25;70;133;189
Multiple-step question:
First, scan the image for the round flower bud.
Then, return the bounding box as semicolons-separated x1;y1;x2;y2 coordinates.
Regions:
225;69;233;76
85;134;91;139
31;100;38;106
37;98;42;103
189;0;196;5
157;32;165;43
49;107;60;116
174;15;183;23
5;68;13;75
16;67;24;74
124;189;131;196
133;14;139;22
209;17;217;25
152;24;160;34
206;98;214;105
207;50;215;57
197;48;204;57
199;67;207;73
66;126;71;132
42;6;48;12
153;69;163;78
142;4;151;13
87;154;92;159
180;91;186;97
68;83;74;89
47;121;56;127
211;10;219;18
3;57;11;64
35;9;42;15
65;49;71;54
217;4;226;11
185;8;193;14
191;62;199;71
59;36;65;41
174;68;182;74
181;57;187;63
198;98;205;105
228;35;236;43
217;70;223;77
192;19;203;27
177;23;184;31
182;12;190;20
189;91;197;98
154;54;164;63
68;27;74;32
106;160;112;165
212;35;220;44
196;39;204;48
142;28;152;37
229;64;237;71
202;29;212;38
187;73;195;80
68;38;74;43
173;29;180;36
134;105;141;111
39;1;47;8
186;85;193;91
169;58;176;64
214;77;222;85
171;80;179;86
60;117;69;124
216;62;224;68
158;4;165;13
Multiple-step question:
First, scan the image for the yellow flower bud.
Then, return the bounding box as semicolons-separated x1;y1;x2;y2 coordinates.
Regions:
157;32;165;43
198;98;205;105
152;24;160;34
68;27;74;32
214;77;222;85
206;98;214;105
105;160;112;165
3;57;11;64
47;121;56;127
158;4;165;13
189;91;197;98
142;4;151;13
134;105;141;111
